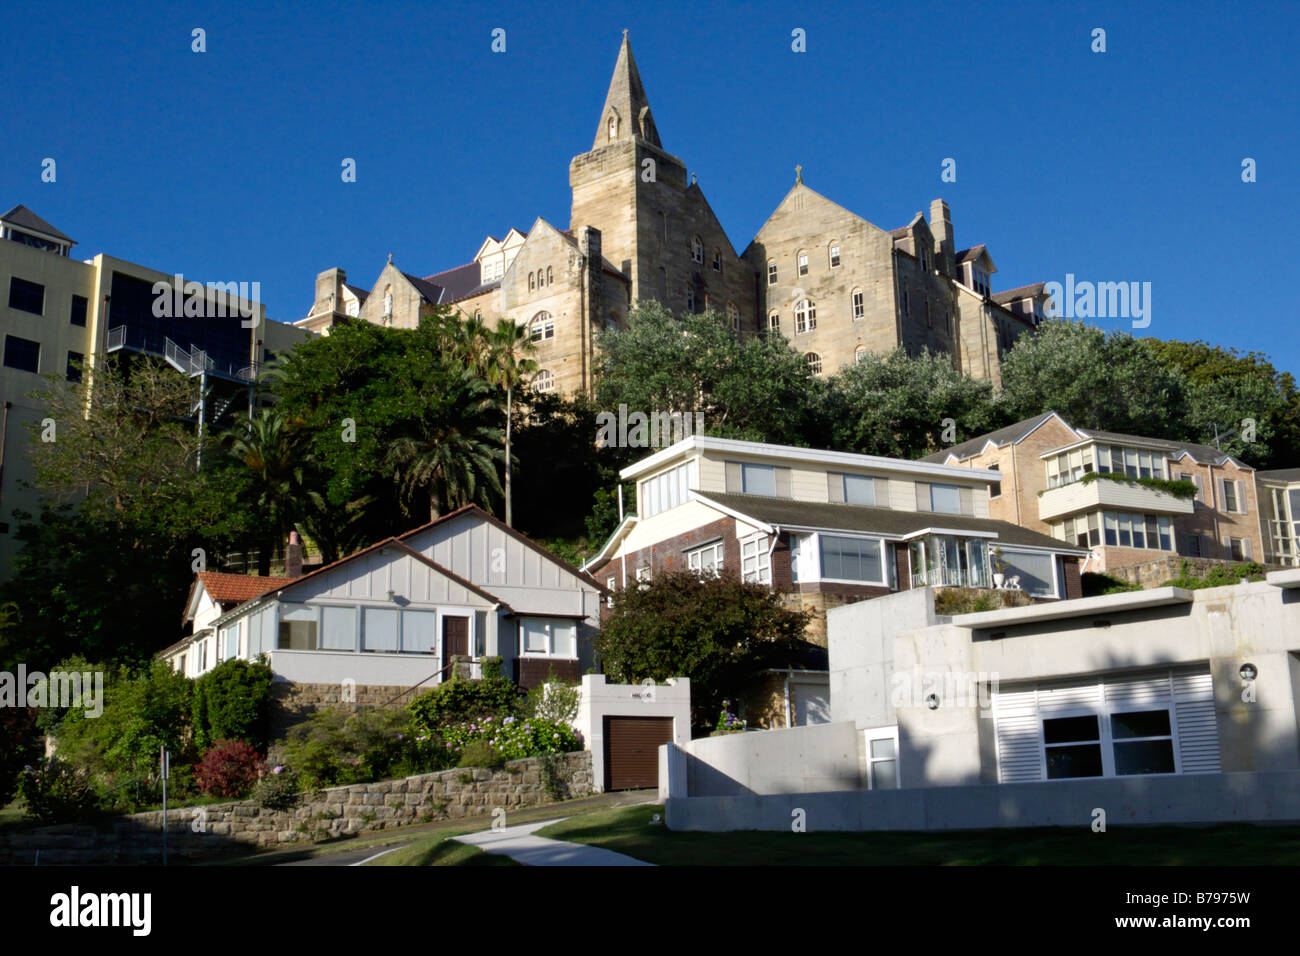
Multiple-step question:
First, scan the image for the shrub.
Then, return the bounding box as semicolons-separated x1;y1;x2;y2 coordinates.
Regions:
279;707;452;789
194;739;263;799
0;706;42;807
1080;572;1142;597
456;739;505;769
712;703;745;735
251;765;300;811
1160;560;1267;590
444;715;581;765
408;673;521;736
192;659;273;753
933;586;1035;615
522;678;580;727
18;758;103;824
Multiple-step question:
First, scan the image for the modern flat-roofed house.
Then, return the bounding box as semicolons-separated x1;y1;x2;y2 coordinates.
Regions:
163;505;604;698
583;436;1088;648
1256;468;1300;567
925;414;1265;573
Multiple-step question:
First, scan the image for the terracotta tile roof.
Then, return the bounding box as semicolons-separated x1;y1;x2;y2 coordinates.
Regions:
198;571;293;604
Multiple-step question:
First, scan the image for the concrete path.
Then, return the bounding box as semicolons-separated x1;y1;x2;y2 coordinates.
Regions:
453;819;654;866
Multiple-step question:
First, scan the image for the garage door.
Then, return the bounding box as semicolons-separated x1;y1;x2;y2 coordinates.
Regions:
603;716;674;791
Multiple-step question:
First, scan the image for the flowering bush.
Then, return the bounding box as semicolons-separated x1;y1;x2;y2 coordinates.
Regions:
250;764;301;811
194;739;263;798
441;715;582;766
713;702;745;735
18;758;103;824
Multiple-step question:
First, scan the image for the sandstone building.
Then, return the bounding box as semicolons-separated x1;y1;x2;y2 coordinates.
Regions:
299;33;1048;395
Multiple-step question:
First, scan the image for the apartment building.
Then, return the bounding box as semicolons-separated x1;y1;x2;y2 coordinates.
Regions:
1256;469;1300;567
0;204;310;577
583;436;1087;647
926;413;1265;572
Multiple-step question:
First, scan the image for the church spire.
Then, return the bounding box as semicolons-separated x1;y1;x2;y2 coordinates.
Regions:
593;31;661;150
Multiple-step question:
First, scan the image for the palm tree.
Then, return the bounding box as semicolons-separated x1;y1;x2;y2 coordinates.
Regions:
385;372;504;521
484;320;537;527
223;409;308;574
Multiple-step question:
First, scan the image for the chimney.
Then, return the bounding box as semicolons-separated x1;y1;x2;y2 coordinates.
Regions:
930;199;954;277
286;531;304;578
315;268;347;315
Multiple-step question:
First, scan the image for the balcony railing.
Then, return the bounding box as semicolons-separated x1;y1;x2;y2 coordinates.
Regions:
911;566;992;589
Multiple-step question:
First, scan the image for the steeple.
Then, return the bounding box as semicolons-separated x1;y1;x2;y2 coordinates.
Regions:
593;31;661;150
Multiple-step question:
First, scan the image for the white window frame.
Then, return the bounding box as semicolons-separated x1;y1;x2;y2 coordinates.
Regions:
518;617;577;659
740;534;772;585
1036;695;1181;781
686;540;724;576
865;726;900;790
812;532;889;587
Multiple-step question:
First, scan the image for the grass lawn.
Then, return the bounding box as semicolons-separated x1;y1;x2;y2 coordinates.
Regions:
535;804;1300;865
371;834;518;866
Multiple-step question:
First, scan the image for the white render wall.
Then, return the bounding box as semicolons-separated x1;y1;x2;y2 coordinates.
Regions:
577;674;690;793
663;721;862;799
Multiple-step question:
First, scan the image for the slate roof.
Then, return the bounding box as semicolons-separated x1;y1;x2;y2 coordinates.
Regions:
1073;428;1248;468
1;204;74;243
693;491;1085;553
920;413;1067;463
956;245;987;263
992;283;1045;304
421;261;484;303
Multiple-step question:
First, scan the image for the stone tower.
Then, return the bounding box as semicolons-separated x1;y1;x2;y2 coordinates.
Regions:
569;32;755;323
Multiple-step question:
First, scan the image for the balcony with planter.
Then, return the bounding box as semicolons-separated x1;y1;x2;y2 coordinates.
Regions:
1039;473;1196;522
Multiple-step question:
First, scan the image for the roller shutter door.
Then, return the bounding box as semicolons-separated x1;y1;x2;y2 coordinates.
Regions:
604;716;674;791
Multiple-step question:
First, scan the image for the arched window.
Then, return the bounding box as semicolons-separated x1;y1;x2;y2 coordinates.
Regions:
854;345;867;364
829;243;841;268
852;288;865;320
712;250;722;272
795;298;816;334
726;301;739;330
608;114;618;139
474;309;482;322
686;287;696;313
768;310;780;332
691;236;704;264
534;369;555;393
767;259;778;285
528;271;535;291
383;285;393;316
901;282;910;318
546;266;553;285
529;311;554;342
797;250;809;276
805;352;823;375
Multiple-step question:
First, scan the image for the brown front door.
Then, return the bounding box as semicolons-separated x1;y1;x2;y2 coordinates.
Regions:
441;616;469;672
603;716;674;791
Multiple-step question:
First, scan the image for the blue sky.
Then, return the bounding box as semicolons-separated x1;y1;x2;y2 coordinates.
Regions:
2;0;1296;373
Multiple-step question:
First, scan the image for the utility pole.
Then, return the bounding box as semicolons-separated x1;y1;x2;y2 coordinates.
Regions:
196;367;207;471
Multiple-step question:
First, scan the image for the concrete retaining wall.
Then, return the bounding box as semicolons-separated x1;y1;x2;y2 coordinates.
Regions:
662;721;861;799
665;768;1300;831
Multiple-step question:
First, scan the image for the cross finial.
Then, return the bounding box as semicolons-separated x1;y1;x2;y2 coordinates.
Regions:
623;28;628;39
795;164;803;184
387;252;393;264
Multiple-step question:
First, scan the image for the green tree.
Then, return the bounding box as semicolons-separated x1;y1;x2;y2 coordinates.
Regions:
824;348;999;458
593;572;811;730
594;301;822;444
999;321;1188;436
483;318;537;527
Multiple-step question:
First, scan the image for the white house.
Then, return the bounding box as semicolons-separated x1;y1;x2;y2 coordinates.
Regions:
162;505;605;692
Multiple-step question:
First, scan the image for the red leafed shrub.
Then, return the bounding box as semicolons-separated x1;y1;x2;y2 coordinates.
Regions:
194;740;264;798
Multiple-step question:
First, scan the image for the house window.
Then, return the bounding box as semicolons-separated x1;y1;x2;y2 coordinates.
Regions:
1226;536;1252;561
768;311;779;332
1044;708;1176;779
767;260;778;285
70;294;88;327
685;287;696;312
852;289;864;320
3;335;40;374
1184;533;1205;557
529;271;535;291
865;728;899;789
402;610;438;654
805;352;822;375
687;540;724;576
363;607;399;652
995;548;1058;598
8;277;44;315
726;301;739;330
1219;478;1243;514
928;483;964;515
829;244;841;268
533;369;555;393
321;606;357;650
66;351;83;383
794;298;816;333
988;463;1001;498
818;535;885;584
741;462;777;496
546;266;553;285
529;311;554;342
740;535;771;584
636;565;651;584
691;236;704;263
278;604;319;650
854;346;867;364
797;251;808;276
640;462;691;518
712;250;722;272
842;474;876;506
